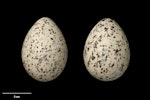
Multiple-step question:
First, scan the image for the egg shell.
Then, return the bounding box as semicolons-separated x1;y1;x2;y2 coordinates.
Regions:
83;18;130;81
21;17;68;82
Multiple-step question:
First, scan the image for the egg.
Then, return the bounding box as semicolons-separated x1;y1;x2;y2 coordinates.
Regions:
83;18;130;81
21;17;68;82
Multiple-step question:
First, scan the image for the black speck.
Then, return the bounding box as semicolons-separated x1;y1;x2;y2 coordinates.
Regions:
103;70;105;72
102;53;105;56
94;41;98;48
87;48;89;51
106;68;108;73
87;60;90;67
120;64;124;71
97;60;101;64
98;35;102;42
114;57;117;60
111;26;114;30
27;69;30;71
99;65;101;68
122;36;124;40
99;24;104;27
93;35;96;38
39;77;42;79
91;56;95;60
37;68;40;72
109;20;113;22
111;63;114;67
119;53;121;56
97;53;100;58
52;29;54;33
52;67;57;72
93;65;96;67
58;48;61;52
105;55;108;61
27;54;30;58
107;34;110;37
104;27;108;31
114;49;119;54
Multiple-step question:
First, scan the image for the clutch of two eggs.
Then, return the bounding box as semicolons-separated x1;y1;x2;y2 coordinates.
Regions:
21;17;130;82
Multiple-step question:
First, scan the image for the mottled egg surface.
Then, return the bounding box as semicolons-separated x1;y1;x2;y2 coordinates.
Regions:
83;18;130;81
21;17;68;82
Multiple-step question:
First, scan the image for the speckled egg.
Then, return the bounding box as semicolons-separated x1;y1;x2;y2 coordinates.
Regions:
21;17;68;82
83;18;130;81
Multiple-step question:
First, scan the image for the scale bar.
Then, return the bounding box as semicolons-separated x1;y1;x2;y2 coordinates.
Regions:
2;92;32;94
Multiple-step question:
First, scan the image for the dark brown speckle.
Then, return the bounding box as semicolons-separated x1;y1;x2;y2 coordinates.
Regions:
104;27;108;31
111;63;114;67
91;56;95;60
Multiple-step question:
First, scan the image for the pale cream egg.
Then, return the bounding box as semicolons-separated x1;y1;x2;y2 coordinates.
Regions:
21;17;68;82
